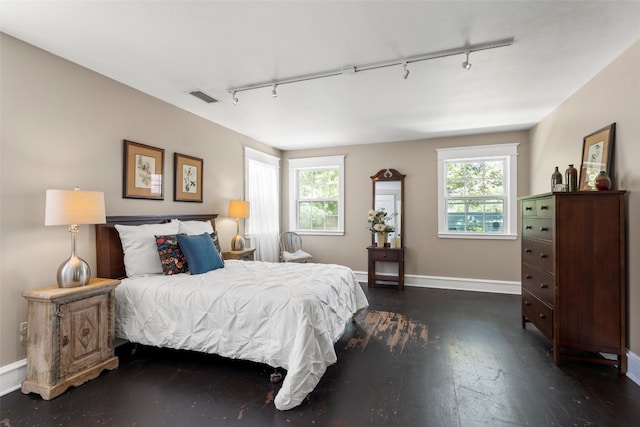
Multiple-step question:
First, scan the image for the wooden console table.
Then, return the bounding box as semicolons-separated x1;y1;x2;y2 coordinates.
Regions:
367;246;404;290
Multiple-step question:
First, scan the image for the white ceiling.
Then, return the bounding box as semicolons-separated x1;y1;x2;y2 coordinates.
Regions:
2;1;640;150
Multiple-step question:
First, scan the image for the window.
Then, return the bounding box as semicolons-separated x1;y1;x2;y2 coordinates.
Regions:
288;155;345;235
437;143;518;239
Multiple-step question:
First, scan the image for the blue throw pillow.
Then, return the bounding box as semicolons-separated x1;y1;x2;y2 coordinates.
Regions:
176;233;224;275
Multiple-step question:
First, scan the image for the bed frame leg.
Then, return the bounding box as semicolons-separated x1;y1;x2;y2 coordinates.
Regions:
269;369;283;384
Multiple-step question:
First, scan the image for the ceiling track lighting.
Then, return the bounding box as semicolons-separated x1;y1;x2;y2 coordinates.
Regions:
462;51;472;70
227;37;513;102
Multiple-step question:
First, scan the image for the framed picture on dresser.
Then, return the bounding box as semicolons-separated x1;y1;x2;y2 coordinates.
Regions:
578;123;615;191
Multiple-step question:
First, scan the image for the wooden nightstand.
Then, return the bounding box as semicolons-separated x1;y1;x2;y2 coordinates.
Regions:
222;248;256;261
21;278;120;400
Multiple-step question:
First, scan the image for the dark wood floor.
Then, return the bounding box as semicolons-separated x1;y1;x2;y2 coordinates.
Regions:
3;285;640;426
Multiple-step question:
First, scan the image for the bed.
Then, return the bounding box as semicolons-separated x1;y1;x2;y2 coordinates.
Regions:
95;213;369;410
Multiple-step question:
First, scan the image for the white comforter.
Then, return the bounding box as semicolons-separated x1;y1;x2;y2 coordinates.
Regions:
114;260;369;410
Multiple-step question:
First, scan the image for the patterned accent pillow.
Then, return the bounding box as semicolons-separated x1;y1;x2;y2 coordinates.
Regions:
209;232;224;266
155;234;188;275
210;231;222;254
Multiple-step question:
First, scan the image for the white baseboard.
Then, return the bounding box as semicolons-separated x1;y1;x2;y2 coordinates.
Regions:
627;350;640;386
353;271;521;294
0;358;26;397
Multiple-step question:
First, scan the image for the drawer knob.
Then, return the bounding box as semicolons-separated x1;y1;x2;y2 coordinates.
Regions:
539;313;546;319
525;207;533;211
540;205;549;210
525;248;532;253
524;300;531;306
525;274;532;279
62;335;69;347
540;253;548;259
525;225;532;230
540;227;549;231
540;283;548;289
382;254;387;258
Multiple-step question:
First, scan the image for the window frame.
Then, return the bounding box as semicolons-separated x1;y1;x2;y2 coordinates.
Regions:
288;155;345;236
436;143;519;240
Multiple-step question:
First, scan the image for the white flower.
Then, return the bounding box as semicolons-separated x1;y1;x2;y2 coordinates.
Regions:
373;223;386;232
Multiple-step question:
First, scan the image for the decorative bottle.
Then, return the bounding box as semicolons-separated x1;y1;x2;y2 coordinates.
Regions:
595;170;612;191
565;164;578;192
551;166;562;191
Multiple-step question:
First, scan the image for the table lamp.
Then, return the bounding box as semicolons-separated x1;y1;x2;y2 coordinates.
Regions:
228;199;250;251
45;188;106;287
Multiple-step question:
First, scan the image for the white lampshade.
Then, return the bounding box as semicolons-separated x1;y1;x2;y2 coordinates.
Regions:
45;189;106;226
228;199;250;219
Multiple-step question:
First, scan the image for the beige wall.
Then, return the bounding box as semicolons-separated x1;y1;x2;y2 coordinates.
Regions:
529;40;640;354
0;34;279;365
281;130;529;280
4;28;635;370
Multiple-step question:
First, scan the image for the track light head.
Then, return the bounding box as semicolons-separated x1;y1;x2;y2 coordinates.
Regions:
232;91;239;105
271;84;278;98
462;51;472;70
402;62;409;80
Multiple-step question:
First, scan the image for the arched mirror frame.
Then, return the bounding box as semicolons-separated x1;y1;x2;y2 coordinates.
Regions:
371;168;405;248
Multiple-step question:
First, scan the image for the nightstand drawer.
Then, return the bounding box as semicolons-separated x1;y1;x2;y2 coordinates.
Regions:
369;248;400;262
222;248;255;261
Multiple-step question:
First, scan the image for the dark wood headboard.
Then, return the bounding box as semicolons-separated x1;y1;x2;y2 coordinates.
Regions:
95;214;218;280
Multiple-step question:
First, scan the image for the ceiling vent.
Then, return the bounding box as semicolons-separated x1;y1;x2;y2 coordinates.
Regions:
189;90;220;103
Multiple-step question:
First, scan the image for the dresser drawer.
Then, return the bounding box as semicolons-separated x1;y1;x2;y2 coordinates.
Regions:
522;289;553;340
522;217;553;241
522;200;537;217
369;248;400;262
522;239;553;274
522;264;555;306
535;197;554;218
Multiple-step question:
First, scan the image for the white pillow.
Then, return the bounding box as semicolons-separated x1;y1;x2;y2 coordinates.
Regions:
115;222;179;277
174;219;214;235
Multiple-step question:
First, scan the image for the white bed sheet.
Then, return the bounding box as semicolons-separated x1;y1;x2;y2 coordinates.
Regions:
114;260;369;410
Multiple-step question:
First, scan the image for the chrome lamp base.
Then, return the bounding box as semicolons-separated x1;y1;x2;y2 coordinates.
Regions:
57;255;91;288
56;224;90;288
231;234;246;251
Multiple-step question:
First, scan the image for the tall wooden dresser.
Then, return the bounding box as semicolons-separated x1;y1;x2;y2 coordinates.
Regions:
520;191;626;372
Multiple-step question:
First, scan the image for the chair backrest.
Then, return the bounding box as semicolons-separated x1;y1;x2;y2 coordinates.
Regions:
280;232;303;253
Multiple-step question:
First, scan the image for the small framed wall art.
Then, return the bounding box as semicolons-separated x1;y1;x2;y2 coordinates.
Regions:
123;140;164;200
174;153;203;203
579;123;616;191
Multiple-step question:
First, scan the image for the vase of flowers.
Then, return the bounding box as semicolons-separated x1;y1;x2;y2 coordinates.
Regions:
368;208;396;248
